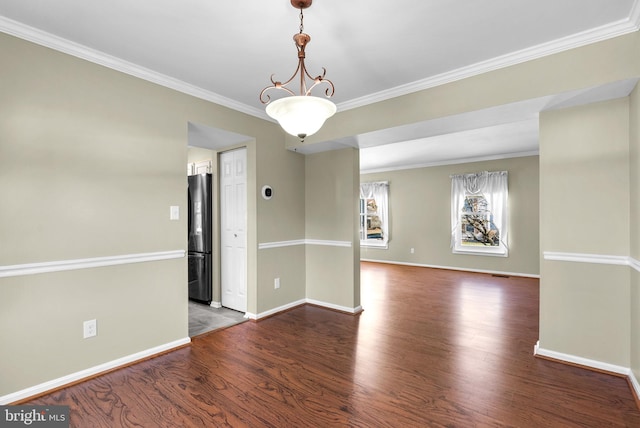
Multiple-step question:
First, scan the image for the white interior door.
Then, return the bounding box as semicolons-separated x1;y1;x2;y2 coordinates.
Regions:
220;148;247;313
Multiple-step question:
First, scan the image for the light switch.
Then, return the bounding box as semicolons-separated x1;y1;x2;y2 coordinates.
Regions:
170;206;180;220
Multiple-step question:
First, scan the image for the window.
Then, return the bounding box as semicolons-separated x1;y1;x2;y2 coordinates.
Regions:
451;171;508;256
360;182;389;248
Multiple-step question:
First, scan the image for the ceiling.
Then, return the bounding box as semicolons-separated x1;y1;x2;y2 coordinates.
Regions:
1;1;639;171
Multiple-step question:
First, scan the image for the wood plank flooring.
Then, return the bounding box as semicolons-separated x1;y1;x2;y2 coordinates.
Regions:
29;262;640;427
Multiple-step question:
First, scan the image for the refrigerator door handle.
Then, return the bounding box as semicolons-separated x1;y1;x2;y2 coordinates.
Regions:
187;189;192;240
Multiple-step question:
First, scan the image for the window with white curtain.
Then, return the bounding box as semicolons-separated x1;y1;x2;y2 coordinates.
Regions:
451;171;508;256
360;181;389;248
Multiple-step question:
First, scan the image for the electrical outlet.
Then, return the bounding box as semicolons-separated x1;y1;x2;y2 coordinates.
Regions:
274;278;280;289
410;248;415;254
83;319;97;339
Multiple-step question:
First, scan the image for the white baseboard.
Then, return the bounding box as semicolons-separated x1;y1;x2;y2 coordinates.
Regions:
306;299;363;314
630;369;640;402
533;341;629;375
258;239;352;250
534;340;640;399
245;299;307;320
360;258;540;278
533;341;640;399
0;337;190;405
209;301;222;309
533;342;640;399
246;298;363;321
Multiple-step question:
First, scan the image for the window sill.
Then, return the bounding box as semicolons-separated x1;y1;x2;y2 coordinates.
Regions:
361;241;388;249
453;246;508;257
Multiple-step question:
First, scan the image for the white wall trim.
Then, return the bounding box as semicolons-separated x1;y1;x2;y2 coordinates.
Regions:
544;252;640;273
0;250;185;279
338;11;640;112
306;299;363;315
360;151;540;174
0;337;190;405
360;258;540;279
543;251;629;266
257;239;306;250
0;16;267;120
534;342;640;405
246;298;362;320
305;239;352;248
630;370;640;403
245;299;307;320
258;239;352;250
3;5;638;118
533;341;630;376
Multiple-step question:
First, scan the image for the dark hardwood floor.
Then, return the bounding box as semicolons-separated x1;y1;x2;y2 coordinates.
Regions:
29;262;640;427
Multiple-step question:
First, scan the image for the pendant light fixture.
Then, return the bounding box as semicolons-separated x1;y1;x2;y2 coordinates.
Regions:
259;0;336;142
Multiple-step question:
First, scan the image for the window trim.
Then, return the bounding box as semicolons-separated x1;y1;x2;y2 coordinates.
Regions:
451;171;508;257
452;244;508;257
361;239;389;249
360;182;389;249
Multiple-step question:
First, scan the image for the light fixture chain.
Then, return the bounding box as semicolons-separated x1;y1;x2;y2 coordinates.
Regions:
260;1;336;142
299;9;304;34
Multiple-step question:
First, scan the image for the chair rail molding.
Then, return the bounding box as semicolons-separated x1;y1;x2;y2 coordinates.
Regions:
0;250;185;278
543;251;640;272
258;239;352;250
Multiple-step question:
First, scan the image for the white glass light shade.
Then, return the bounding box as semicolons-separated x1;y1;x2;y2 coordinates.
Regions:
266;95;337;139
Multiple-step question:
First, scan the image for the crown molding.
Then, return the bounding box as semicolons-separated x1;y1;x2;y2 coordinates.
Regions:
1;2;639;117
337;4;640;112
0;16;268;120
360;150;539;174
631;0;640;29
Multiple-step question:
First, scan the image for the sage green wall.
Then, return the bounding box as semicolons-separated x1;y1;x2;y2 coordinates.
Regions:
256;246;306;312
256;147;307;314
0;32;303;397
361;156;539;276
187;147;216;165
307;31;638;371
305;149;361;309
632;85;640;274
3;19;640;401
539;98;631;366
630;85;640;380
1;261;184;391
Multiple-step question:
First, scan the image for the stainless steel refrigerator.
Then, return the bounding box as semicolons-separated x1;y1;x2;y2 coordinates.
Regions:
188;173;212;304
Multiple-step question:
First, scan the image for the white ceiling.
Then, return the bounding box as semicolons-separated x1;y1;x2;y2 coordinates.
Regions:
1;1;639;171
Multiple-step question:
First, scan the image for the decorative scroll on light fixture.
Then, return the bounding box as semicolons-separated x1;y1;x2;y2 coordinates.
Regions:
259;0;336;142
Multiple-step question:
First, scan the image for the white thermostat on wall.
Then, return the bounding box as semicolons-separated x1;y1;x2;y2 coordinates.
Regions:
262;185;273;200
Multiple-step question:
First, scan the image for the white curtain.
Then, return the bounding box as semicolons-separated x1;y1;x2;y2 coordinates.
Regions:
450;171;508;249
360;181;389;243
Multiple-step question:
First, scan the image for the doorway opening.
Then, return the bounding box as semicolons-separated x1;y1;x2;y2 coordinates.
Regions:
187;123;251;337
